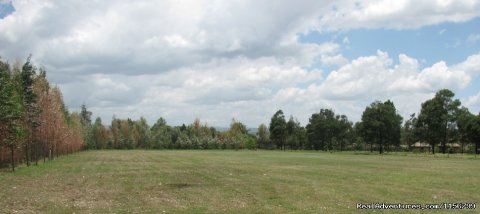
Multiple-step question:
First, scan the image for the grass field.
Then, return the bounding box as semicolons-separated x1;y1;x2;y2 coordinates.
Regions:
0;150;479;213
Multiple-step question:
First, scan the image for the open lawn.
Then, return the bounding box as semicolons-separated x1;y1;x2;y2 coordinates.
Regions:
0;150;479;213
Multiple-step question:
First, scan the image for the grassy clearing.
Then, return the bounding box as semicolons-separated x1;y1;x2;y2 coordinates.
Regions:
0;150;479;213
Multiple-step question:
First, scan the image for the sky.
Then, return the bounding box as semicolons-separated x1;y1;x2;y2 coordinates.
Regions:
1;0;480;128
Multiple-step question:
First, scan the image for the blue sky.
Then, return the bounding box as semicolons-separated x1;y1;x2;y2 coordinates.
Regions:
300;16;480;99
301;17;480;66
1;0;480;127
0;1;14;19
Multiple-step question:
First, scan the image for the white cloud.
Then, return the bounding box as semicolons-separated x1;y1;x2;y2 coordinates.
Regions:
60;51;479;127
318;0;480;31
1;0;480;127
453;53;480;76
303;51;472;121
464;92;480;114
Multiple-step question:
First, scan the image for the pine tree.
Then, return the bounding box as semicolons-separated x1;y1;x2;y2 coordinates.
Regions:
0;59;25;171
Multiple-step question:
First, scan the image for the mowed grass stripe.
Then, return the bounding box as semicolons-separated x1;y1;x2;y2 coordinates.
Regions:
0;150;479;213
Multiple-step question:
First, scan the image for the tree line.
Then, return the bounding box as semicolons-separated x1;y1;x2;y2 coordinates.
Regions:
82;110;256;150
0;57;83;171
81;89;479;155
266;90;479;154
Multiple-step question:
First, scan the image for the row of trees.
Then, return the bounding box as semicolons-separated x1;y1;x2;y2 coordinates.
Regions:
267;90;480;154
80;89;479;155
0;57;84;171
82;109;257;150
262;102;401;154
403;89;480;154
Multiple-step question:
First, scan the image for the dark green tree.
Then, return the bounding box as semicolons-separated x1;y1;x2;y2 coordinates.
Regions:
335;115;353;151
0;59;25;171
455;107;474;153
20;56;41;166
416;89;460;154
80;104;93;148
306;109;335;151
360;100;402;154
269;110;287;150
465;113;480;154
151;117;172;149
286;116;306;150
135;117;151;148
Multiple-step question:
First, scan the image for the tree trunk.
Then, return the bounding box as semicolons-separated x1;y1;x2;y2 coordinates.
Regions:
431;144;435;154
443;121;448;154
43;145;46;163
34;136;38;166
25;143;30;166
11;147;15;172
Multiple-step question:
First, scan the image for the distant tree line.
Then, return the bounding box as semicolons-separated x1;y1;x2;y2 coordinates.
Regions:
83;112;257;150
81;89;479;155
263;90;479;154
0;57;84;171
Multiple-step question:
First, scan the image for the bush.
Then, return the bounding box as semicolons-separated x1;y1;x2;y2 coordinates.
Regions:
245;136;257;150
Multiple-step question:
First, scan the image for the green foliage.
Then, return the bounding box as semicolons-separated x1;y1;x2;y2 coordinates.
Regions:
415;89;461;154
244;135;257;150
0;60;25;146
256;123;270;149
465;113;480;154
80;104;94;149
306;109;353;151
0;57;88;169
20;56;40;127
226;119;251;150
0;59;25;171
286;116;307;150
360;100;403;154
80;104;92;127
269;110;287;150
90;117;110;149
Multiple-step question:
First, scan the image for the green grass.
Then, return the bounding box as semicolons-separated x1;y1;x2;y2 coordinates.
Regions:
1;150;479;213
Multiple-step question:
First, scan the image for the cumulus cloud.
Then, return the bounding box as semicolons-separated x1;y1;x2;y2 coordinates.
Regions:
453;53;480;76
0;0;333;76
464;92;480;114
58;51;479;126
272;51;473;122
1;0;480;127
